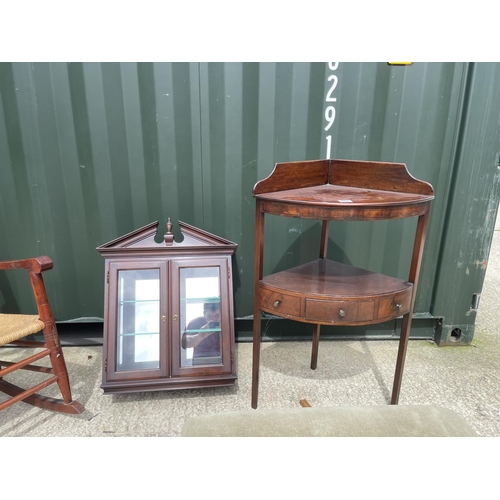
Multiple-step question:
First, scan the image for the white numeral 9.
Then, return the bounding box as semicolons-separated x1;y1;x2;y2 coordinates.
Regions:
324;106;336;131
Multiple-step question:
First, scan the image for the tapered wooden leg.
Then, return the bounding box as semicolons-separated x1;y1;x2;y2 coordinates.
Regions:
391;313;411;404
311;221;329;370
311;324;320;370
252;203;265;409
0;323;85;414
390;209;430;405
251;313;261;409
44;324;74;404
29;270;84;413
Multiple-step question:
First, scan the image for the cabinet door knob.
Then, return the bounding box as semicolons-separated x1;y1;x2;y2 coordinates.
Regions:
338;309;346;317
161;315;166;322
273;300;280;308
173;314;178;321
395;303;402;311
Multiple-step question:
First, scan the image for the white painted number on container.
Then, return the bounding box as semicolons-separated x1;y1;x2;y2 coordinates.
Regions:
325;62;339;159
326;75;338;102
324;106;336;131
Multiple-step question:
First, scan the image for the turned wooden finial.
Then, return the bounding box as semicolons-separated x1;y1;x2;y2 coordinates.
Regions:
164;218;174;246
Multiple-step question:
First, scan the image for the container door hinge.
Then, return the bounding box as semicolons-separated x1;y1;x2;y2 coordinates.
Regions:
228;268;231;279
107;271;110;284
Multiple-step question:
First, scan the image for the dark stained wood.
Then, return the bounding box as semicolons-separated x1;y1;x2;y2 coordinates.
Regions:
319;221;329;258
261;259;411;299
253;160;329;195
311;324;320;370
251;159;434;409
329;159;434;195
312;221;330;369
97;220;237;259
253;159;434;197
259;288;302;317
260;198;432;221
0;256;53;273
257;184;433;207
97;220;238;394
259;276;412;327
391;210;431;404
251;202;265;409
99;373;239;394
0;348;52;376
0;256;85;414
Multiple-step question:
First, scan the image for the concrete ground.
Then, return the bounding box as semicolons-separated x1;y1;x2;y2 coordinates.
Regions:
1;218;500;439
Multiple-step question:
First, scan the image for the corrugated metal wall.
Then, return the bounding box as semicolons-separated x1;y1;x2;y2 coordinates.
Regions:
1;62;499;344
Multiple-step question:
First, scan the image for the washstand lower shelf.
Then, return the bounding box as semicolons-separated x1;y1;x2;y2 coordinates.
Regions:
259;259;414;326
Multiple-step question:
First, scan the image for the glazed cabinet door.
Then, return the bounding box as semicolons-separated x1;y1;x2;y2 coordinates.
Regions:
171;258;234;377
105;261;169;382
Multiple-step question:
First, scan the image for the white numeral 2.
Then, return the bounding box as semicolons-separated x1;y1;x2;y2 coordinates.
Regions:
326;75;338;102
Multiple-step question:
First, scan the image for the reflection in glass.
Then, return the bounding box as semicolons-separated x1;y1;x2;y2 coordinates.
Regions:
117;269;160;371
180;268;221;367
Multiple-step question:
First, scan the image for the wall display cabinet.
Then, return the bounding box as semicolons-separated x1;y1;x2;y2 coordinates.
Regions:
251;159;434;408
97;219;237;394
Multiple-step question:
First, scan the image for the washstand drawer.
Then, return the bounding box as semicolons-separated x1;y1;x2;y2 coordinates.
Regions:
305;299;375;324
259;288;301;317
377;289;412;320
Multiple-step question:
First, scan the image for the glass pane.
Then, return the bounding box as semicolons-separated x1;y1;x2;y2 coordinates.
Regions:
117;269;160;371
179;267;222;367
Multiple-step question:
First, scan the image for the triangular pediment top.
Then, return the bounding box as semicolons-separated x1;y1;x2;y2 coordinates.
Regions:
96;220;237;252
96;221;158;250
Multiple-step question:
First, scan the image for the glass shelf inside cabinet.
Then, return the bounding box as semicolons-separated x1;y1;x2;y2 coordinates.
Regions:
117;269;160;371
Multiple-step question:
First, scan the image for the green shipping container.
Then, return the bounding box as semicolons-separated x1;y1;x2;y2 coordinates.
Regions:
1;62;499;346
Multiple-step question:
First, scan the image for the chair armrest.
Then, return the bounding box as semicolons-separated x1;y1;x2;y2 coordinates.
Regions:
0;256;56;325
0;256;53;274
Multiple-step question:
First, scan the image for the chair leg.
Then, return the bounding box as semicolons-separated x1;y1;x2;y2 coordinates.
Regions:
0;324;85;414
0;258;85;414
0;378;85;414
45;324;73;403
41;322;85;413
31;268;85;413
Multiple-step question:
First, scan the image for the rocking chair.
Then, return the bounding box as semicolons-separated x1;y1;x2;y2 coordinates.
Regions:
0;256;84;414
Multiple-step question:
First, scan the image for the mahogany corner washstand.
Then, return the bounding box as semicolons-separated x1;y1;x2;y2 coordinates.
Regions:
251;159;434;408
97;219;237;394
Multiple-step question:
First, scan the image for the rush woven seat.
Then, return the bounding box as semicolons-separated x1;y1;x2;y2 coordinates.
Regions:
0;257;84;414
0;314;46;345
